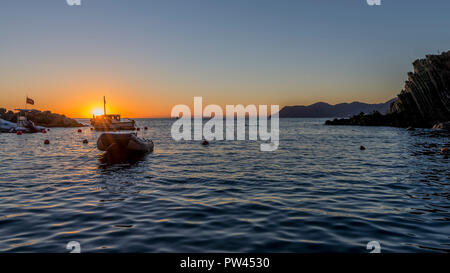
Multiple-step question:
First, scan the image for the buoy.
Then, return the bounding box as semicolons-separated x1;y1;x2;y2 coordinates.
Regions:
144;127;148;130
442;147;449;154
202;140;209;145
41;129;47;134
16;130;23;135
44;139;50;145
77;129;82;133
47;128;50;131
82;139;89;144
360;146;366;150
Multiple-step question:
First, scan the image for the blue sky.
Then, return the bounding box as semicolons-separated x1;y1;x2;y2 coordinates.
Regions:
0;0;449;117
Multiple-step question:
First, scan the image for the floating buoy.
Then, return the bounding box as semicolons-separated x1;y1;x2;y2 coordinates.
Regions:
44;139;50;145
77;129;82;133
360;146;366;150
47;128;50;131
17;130;23;135
41;129;47;134
82;139;89;144
144;127;148;130
442;147;449;154
202;140;209;145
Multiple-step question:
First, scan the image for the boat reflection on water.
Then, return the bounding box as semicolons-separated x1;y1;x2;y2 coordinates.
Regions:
98;150;148;168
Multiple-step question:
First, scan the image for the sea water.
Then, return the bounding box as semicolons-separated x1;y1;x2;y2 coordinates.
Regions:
0;118;449;252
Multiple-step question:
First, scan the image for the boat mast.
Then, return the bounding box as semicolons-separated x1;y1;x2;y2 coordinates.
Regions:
103;96;106;116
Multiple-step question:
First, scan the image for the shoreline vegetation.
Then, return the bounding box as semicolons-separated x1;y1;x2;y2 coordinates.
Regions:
325;51;450;129
0;108;83;128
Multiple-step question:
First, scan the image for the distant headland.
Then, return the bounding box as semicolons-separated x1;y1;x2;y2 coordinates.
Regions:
326;50;450;129
0;108;83;128
278;100;394;118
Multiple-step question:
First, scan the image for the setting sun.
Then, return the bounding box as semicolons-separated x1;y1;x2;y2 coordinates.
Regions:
92;109;104;117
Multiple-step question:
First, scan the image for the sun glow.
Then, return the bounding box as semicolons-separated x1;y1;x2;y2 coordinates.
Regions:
92;109;104;117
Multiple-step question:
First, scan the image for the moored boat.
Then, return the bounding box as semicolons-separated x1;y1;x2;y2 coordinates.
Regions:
97;133;154;154
90;97;136;131
91;114;136;131
0;110;46;133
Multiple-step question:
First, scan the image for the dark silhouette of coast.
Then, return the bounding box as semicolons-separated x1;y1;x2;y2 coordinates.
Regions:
0;108;83;128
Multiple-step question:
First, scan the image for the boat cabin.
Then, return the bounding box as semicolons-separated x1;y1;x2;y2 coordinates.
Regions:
93;114;122;122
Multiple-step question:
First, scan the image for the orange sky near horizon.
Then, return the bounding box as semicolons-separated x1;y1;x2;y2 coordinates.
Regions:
0;59;399;118
0;86;397;119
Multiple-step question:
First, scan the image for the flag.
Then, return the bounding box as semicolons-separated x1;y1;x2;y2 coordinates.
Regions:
26;97;34;105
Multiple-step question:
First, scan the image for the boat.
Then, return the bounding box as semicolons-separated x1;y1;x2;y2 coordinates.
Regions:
97;133;154;155
91;114;136;131
1;118;17;133
90;97;136;131
0;110;46;133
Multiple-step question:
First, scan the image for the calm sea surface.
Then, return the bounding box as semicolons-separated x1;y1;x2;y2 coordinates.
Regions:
0;118;449;253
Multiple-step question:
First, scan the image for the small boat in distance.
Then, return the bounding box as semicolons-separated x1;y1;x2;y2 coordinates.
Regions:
90;96;136;131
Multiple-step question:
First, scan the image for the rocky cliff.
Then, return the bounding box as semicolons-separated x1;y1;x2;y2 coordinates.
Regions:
389;51;450;125
0;108;83;127
326;51;450;128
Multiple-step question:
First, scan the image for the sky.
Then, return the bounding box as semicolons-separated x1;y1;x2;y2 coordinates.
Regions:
0;0;449;118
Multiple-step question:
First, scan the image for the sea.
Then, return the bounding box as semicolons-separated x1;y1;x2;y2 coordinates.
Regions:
0;118;449;252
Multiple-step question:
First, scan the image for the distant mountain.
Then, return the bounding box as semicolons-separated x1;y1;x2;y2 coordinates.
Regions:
278;99;395;118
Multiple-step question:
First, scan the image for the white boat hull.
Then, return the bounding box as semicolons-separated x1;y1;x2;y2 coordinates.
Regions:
0;118;46;133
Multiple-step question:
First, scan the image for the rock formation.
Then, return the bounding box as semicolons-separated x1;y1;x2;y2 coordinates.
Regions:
390;51;450;124
0;108;83;127
326;51;450;128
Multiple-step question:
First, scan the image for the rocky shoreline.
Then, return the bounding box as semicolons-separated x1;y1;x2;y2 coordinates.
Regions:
326;51;450;129
0;108;83;128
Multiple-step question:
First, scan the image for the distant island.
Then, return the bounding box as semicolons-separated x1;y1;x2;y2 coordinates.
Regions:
325;51;450;129
278;100;394;118
0;108;83;128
